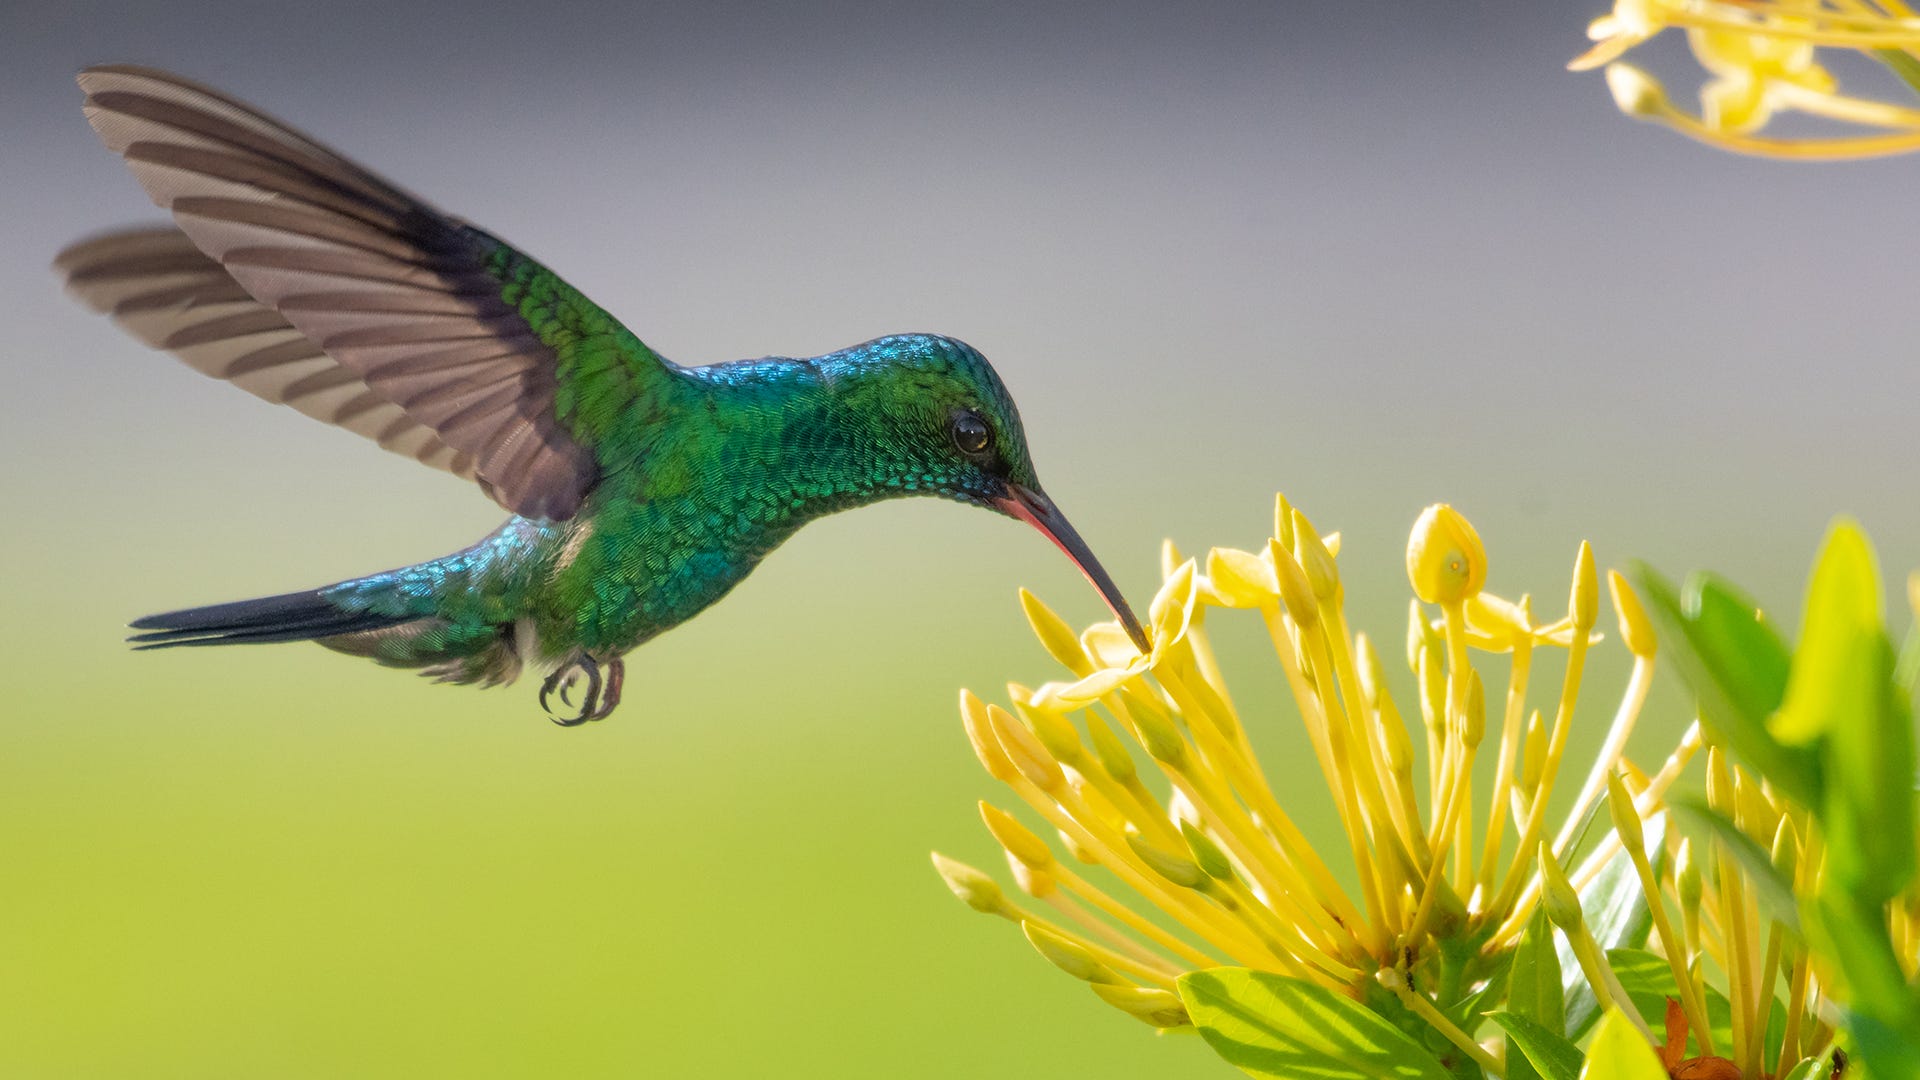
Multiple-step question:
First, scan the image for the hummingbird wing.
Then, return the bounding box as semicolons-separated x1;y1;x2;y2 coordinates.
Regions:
69;64;680;522
59;227;483;482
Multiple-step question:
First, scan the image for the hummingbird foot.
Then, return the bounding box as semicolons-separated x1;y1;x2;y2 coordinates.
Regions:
592;659;624;721
540;655;603;726
538;655;626;725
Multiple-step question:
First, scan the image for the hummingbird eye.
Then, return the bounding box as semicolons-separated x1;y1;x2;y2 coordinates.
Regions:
950;410;992;456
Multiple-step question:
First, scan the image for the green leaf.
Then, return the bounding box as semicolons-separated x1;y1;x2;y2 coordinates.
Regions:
1777;1059;1816;1080
1578;1009;1665;1080
1780;521;1914;906
1487;1012;1582;1080
1633;565;1818;806
1559;813;1661;1041
1177;968;1452;1080
1506;907;1564;1080
1874;48;1920;101
1667;795;1799;934
1845;1007;1920;1080
1805;889;1918;1041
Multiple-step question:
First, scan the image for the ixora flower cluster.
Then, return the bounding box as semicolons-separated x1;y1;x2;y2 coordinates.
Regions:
1576;0;1920;159
932;498;1920;1079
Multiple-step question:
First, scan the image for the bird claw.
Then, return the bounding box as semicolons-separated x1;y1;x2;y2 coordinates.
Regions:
540;656;624;726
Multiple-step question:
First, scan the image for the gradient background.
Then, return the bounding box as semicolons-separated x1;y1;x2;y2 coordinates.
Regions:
4;3;1916;1076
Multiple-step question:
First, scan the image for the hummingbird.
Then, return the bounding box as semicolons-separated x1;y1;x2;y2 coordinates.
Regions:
59;65;1148;724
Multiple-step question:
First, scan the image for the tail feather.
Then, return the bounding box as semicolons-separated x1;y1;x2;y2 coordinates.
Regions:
129;589;411;649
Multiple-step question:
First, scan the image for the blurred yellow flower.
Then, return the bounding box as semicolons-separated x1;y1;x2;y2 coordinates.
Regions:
1574;0;1920;158
931;497;1693;1064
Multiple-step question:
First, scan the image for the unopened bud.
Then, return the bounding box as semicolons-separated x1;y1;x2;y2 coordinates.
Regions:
1275;493;1295;552
1085;712;1138;783
1605;63;1668;118
932;852;1005;914
1270;537;1320;628
1023;920;1124;985
1608;571;1656;658
1126;696;1189;767
1291;509;1340;602
980;802;1055;870
1676;839;1702;910
961;689;1018;782
1021;588;1093;676
1606;771;1644;858
1407;504;1487;605
1464;669;1486;747
1180;820;1235;881
1016;701;1087;767
1091;982;1191;1028
1127;833;1207;889
1539;843;1585;933
1771;818;1800;886
988;704;1065;792
1570;541;1598;632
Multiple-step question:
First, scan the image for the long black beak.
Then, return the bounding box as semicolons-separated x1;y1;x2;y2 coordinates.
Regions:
993;483;1151;655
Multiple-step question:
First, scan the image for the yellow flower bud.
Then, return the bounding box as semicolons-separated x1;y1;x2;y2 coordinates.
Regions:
932;852;1006;914
1608;570;1656;658
980;801;1055;870
1570;541;1598;632
1606;771;1644;859
1015;700;1087;767
1179;820;1235;881
1023;920;1125;985
1127;833;1207;889
1539;843;1585;933
1677;838;1702;910
1021;588;1094;676
988;704;1065;792
1090;983;1191;1028
1356;632;1385;706
1604;62;1668;118
961;689;1018;783
1771;817;1800;887
1085;712;1137;783
1269;537;1320;628
1406;504;1487;605
1126;693;1189;767
1275;492;1295;552
1291;509;1340;603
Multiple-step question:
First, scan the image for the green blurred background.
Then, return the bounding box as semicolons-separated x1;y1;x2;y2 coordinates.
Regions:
3;3;1916;1076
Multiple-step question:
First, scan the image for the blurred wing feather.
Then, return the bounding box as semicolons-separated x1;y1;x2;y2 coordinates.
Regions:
68;64;679;521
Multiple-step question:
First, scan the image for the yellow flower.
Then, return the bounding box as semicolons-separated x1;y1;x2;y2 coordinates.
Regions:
1598;754;1850;1076
1690;24;1836;133
1574;0;1920;159
931;496;1681;1052
1406;503;1486;606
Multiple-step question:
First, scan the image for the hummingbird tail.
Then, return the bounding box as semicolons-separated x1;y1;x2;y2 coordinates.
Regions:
128;589;411;649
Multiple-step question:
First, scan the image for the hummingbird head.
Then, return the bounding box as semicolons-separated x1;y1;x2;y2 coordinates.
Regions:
832;334;1149;655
